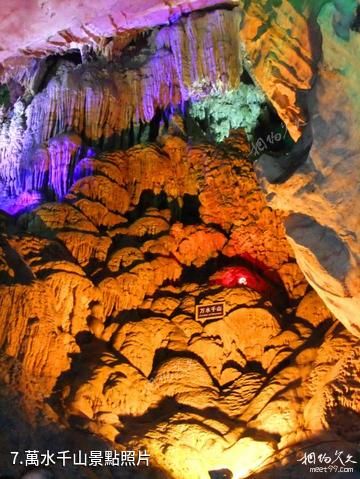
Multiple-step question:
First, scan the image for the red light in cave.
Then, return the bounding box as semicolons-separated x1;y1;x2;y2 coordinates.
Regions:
210;266;271;294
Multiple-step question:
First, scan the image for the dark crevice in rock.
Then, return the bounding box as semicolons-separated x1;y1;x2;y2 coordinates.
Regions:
255;119;313;184
31;49;82;95
351;5;360;32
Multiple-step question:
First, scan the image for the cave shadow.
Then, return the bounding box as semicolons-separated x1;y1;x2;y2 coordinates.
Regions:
48;334;134;414
115;395;281;450
125;189;201;226
263;318;335;381
0;380;166;479
255;122;313;184
0;235;34;284
285;213;351;283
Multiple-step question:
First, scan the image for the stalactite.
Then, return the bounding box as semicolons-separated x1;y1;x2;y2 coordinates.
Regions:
21;9;241;153
0;100;26;196
47;134;82;199
0;9;243;206
25;147;49;192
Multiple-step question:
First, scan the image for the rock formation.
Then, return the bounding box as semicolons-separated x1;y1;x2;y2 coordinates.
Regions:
0;0;238;75
0;133;359;478
238;0;318;141
253;1;360;336
0;8;243;199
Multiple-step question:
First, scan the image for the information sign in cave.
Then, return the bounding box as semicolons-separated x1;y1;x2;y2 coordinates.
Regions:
196;302;225;321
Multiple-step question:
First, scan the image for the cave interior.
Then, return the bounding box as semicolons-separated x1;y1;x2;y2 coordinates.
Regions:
0;1;359;478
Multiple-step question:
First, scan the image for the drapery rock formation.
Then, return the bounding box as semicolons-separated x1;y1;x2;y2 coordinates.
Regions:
238;0;317;141
0;7;243;200
253;1;360;336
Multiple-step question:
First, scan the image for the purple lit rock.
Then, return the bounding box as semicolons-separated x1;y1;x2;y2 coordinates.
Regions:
48;134;82;199
0;191;42;215
21;9;241;149
0;8;242;213
0;100;26;196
